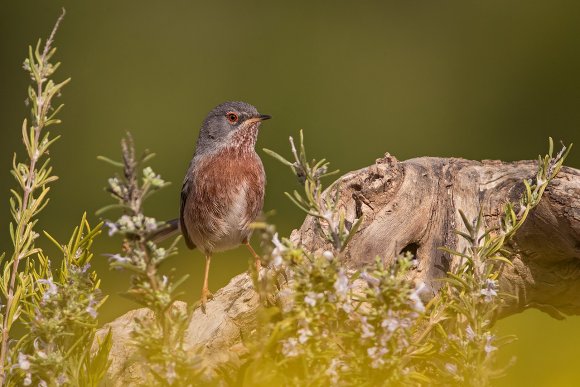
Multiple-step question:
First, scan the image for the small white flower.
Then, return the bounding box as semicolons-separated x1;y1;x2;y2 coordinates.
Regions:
304;293;317;307
480;278;498;303
325;358;341;384
165;361;177;384
466;325;477;341
107;254;131;266
333;269;349;297
38;380;47;387
86;299;98;319
360;316;375;339
272;254;283;268
86;307;99;320
104;221;119;236
57;374;68;384
381;316;400;332
152;246;167;260
17;352;30;370
484;333;497;354
304;292;323;307
278;288;294;313
281;337;300;357
297;327;313;344
341;302;353;313
143;167;166;188
118;215;135;231
322;250;334;260
445;363;457;374
272;233;285;251
144;216;158;232
409;282;427;312
367;346;388;368
23;373;32;386
37;278;58;301
271;233;287;268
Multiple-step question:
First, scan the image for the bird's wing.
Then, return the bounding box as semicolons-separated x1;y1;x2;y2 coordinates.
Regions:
180;177;197;249
242;156;266;229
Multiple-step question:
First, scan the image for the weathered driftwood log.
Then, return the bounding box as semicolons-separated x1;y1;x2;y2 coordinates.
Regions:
293;154;580;318
99;154;580;384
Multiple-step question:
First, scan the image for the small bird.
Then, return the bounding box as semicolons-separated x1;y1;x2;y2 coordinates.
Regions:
162;101;270;312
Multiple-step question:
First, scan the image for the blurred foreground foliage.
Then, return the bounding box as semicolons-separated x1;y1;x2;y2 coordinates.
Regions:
0;10;111;386
238;133;570;386
0;10;573;387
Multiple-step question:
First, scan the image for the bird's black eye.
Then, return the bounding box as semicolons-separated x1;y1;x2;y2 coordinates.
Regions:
226;112;239;124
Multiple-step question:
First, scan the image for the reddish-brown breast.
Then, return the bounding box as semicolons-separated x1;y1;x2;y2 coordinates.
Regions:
181;147;265;254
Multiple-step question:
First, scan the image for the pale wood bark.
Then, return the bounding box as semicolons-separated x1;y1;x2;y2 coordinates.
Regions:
99;154;580;384
292;154;580;317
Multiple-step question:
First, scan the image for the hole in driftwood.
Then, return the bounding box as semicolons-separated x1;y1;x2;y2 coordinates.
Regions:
400;242;419;260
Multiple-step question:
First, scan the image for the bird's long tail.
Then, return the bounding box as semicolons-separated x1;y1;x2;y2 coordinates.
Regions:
149;218;180;243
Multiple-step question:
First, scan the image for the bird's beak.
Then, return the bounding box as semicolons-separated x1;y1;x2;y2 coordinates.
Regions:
246;114;272;125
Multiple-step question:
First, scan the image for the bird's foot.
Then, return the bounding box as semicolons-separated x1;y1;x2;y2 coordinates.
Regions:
199;289;214;314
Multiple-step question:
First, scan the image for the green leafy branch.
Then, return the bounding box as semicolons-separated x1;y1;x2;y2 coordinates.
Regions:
99;134;204;385
432;138;572;385
0;9;69;383
1;9;112;386
9;215;111;386
264;130;361;252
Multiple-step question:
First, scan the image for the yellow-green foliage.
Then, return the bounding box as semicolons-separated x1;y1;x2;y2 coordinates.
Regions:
1;10;111;386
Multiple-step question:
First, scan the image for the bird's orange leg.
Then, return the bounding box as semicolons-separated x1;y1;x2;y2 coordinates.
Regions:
244;240;262;273
201;254;211;313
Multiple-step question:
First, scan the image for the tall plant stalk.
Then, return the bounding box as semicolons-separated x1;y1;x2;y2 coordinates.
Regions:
0;9;68;383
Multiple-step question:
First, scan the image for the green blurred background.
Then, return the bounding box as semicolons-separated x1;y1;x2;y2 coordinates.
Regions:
1;1;579;385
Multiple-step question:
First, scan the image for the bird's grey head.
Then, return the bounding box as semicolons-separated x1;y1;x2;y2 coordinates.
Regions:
194;101;271;155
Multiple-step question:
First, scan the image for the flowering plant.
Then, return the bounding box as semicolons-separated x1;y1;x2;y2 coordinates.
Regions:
237;133;571;386
0;10;110;386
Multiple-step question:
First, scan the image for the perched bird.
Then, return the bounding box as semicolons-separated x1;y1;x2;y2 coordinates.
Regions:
161;101;270;312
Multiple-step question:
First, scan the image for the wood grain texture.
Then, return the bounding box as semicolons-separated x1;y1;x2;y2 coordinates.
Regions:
292;153;580;316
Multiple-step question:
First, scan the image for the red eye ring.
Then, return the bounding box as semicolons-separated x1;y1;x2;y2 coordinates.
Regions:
226;112;239;124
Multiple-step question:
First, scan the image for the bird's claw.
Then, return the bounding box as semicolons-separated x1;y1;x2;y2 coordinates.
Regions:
199;289;214;314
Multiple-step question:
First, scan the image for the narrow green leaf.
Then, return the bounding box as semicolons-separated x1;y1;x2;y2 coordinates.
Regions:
96;155;124;168
458;209;473;234
341;216;363;251
262;148;293;166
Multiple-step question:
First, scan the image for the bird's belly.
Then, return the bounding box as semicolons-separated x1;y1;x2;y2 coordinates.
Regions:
210;226;248;252
188;181;252;253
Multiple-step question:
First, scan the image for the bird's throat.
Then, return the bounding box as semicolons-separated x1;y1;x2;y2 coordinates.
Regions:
229;123;259;154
